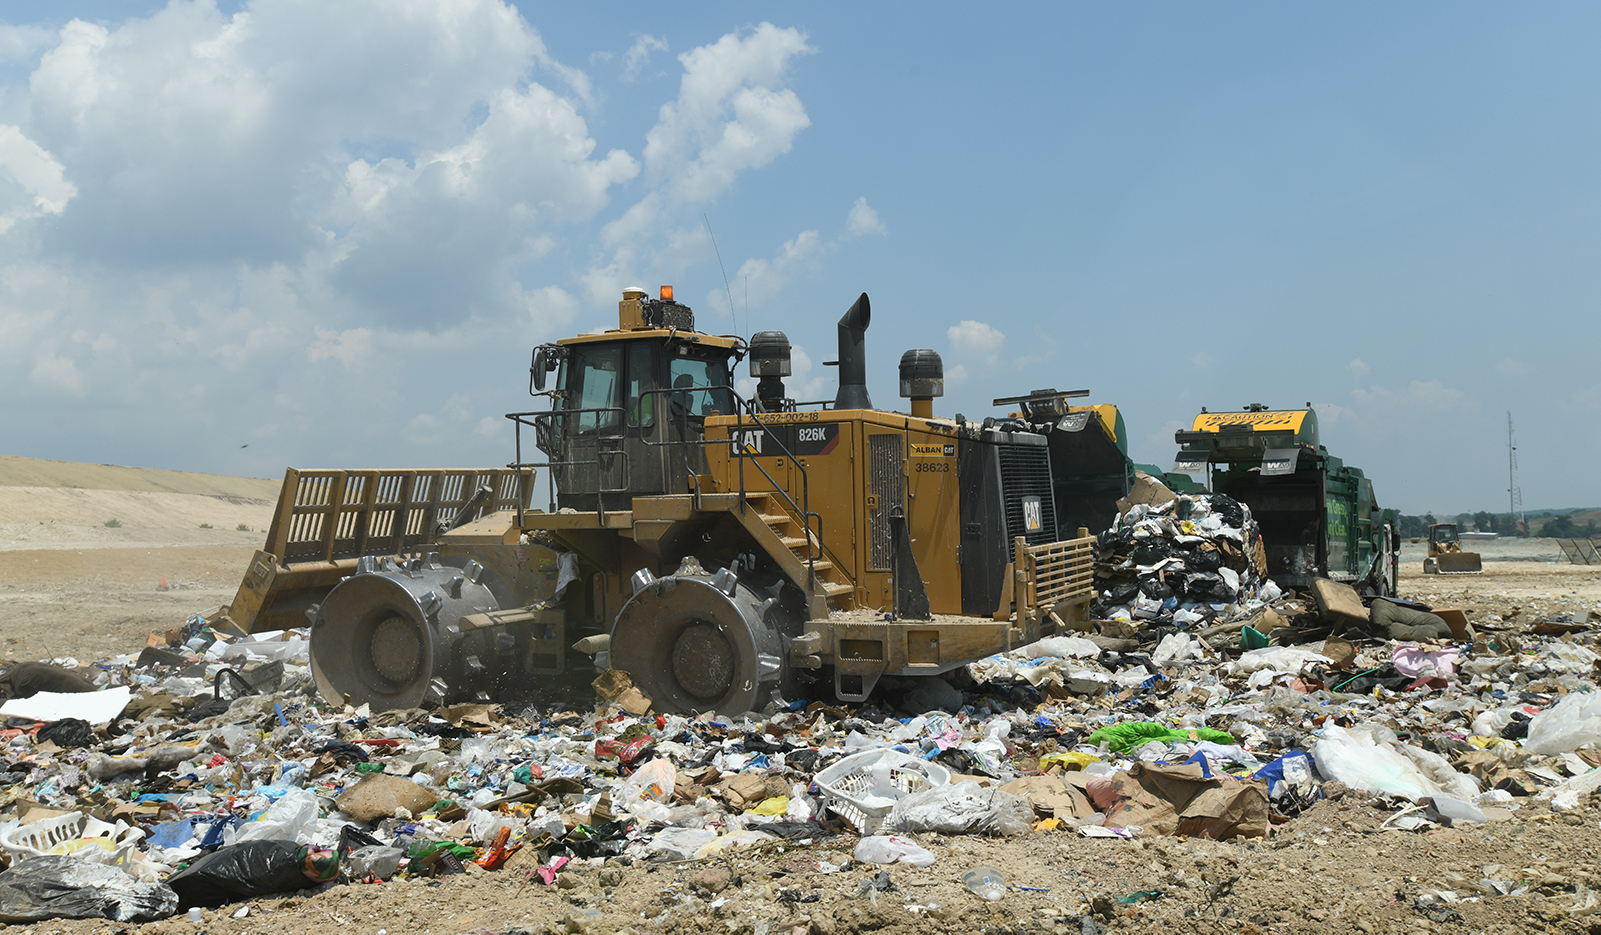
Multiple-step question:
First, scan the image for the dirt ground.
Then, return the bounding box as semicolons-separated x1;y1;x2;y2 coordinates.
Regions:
4;465;1601;934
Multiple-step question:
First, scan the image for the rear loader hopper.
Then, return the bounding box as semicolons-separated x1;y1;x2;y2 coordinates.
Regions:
225;287;1099;715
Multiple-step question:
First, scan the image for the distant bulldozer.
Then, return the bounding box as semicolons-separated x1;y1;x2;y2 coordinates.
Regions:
1423;522;1483;574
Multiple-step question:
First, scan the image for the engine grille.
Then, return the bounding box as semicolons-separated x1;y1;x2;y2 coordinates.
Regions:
999;444;1056;546
867;434;904;569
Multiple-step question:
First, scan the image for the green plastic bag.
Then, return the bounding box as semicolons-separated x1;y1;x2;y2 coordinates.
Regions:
1087;721;1234;754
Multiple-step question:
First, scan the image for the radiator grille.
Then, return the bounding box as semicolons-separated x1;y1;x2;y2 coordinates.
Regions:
867;434;904;569
999;445;1056;546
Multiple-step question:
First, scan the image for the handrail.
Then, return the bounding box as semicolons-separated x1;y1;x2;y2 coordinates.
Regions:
629;386;827;591
507;384;831;598
505;406;627;527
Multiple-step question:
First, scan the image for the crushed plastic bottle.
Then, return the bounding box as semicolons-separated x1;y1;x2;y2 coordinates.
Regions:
963;864;1007;901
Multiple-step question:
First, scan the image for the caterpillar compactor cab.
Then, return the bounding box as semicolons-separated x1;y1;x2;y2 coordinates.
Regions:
231;288;1096;714
1172;404;1400;595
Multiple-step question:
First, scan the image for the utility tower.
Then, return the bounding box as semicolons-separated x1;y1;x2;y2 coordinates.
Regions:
1507;412;1527;538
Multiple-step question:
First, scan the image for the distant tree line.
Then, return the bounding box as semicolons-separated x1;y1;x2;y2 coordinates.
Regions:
1538;514;1600;539
1392;511;1598;539
1394;512;1526;538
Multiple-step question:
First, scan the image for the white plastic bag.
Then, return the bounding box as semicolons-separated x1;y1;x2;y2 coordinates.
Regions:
644;827;717;860
227;786;320;845
854;835;935;867
1311;724;1435;800
1153;633;1202;666
1398;744;1479;801
347;845;404;880
889;780;1027;835
1524;693;1601;755
624;758;676;802
1019;637;1101;659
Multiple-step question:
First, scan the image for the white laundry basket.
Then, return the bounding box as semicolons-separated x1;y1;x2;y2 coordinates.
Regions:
813;748;949;834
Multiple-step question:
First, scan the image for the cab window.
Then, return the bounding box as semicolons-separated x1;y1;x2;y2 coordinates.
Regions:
570;346;622;433
627;343;656;428
667;353;731;416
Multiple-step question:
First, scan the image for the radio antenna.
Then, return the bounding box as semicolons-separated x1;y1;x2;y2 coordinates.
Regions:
703;214;737;336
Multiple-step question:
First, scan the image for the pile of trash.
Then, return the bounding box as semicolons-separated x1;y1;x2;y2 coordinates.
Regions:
1;582;1601;924
1090;493;1281;629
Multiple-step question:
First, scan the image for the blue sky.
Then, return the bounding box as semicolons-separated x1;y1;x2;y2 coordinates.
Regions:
1;2;1596;515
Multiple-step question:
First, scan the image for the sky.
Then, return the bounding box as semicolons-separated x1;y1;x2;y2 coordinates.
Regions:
0;1;1597;516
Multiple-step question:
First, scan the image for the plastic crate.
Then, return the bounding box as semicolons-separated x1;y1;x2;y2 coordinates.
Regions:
813;749;950;834
0;812;124;861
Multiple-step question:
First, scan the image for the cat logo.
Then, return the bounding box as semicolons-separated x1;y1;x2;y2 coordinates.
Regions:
1021;496;1043;533
730;430;763;456
911;443;957;457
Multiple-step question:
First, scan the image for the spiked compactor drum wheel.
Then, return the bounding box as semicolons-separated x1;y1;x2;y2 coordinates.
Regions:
609;571;789;715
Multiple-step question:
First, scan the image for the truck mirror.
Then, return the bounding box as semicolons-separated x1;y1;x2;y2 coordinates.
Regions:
531;346;548;392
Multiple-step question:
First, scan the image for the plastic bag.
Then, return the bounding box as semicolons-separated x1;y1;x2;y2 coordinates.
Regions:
1397;743;1479;801
854;835;935;867
1153;634;1202;666
889;780;1030;835
643;827;717;860
228;786;320;845
625;758;676;802
346;845;405;880
165;840;336;909
1311;724;1436;799
1524;693;1601;755
36;718;95;748
0;855;177;923
1019;637;1101;659
977;790;1034;836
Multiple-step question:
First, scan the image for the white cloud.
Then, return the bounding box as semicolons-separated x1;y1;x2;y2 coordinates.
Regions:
713;198;887;314
1496;358;1530;377
527;285;580;338
622;34;667;82
29;349;83;394
0;125;75;231
1348;358;1370;378
1564;384;1601;412
306;327;373;368
0;6;817;475
846;196;885;237
721;229;822;310
0;24;55;65
1321;380;1478;435
642;23;814;203
947;319;1006;364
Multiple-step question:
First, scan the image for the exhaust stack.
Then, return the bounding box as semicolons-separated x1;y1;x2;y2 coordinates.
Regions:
833;293;872;411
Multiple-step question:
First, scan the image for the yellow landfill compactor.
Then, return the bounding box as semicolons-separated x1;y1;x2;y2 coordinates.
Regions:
221;288;1096;714
1424;523;1483;574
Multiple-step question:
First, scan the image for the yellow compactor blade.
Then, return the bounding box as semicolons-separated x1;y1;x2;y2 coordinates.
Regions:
1430;551;1483;573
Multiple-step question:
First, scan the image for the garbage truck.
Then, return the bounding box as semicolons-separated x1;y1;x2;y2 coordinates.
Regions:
222;287;1098;714
1171;404;1399;594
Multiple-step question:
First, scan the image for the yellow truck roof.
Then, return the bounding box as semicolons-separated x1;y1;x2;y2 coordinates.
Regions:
1186;408;1319;448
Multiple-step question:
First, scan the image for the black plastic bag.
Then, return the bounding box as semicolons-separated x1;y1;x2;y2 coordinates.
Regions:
0;855;176;923
1208;493;1245;528
36;718;94;748
165;840;334;909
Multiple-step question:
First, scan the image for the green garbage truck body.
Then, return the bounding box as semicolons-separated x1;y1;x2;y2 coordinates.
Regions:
1172;406;1399;594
